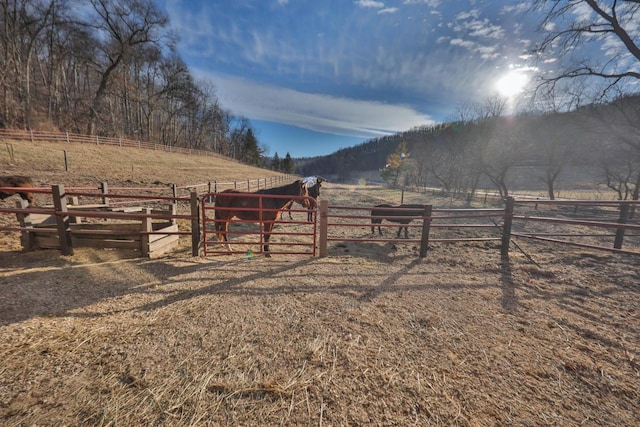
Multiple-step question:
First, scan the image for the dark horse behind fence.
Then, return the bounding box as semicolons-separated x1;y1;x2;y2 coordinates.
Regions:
0;175;35;205
214;179;311;256
285;176;324;221
371;203;427;238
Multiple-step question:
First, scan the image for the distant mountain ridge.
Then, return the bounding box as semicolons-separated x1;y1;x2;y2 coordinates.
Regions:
296;95;640;197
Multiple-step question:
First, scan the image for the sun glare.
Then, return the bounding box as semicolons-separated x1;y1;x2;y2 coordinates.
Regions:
496;71;528;97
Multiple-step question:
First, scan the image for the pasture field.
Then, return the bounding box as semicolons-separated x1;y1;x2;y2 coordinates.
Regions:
1;139;639;425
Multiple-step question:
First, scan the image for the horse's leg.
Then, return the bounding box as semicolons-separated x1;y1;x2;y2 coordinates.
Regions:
215;219;233;252
263;221;274;257
285;200;294;220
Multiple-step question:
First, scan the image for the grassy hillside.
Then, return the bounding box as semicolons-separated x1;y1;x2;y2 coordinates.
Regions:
1;139;287;189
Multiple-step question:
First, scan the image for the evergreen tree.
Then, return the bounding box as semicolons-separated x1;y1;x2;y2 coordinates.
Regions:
271;152;282;171
282;152;295;174
240;129;262;166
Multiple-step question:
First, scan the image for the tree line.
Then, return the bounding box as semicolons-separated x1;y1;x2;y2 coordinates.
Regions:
0;0;294;170
300;94;640;201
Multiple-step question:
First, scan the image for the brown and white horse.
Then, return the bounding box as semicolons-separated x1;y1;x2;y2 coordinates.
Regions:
0;175;35;205
285;176;324;221
214;179;311;256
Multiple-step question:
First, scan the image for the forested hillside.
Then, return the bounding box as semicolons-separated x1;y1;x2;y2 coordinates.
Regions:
298;95;640;200
0;0;264;166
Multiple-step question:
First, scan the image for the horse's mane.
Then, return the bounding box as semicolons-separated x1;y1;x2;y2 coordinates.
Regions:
255;179;302;195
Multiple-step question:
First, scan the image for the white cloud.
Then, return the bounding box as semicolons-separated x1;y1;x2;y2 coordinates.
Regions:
378;7;398;14
403;0;441;7
355;0;384;8
450;38;476;49
501;3;528;14
193;71;435;138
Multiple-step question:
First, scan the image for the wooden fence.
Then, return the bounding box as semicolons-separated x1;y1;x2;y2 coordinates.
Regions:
317;197;639;257
2;185;640;258
0;128;229;160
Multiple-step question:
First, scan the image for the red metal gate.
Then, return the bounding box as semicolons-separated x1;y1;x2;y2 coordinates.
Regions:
201;192;317;256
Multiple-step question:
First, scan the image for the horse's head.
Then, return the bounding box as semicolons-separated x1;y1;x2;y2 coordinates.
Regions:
299;180;312;208
0;175;35;206
21;191;35;206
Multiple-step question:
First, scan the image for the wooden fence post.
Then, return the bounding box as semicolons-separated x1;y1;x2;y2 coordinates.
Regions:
614;203;629;250
501;196;514;258
141;208;152;257
191;191;200;256
100;181;109;206
52;184;73;256
170;185;178;225
16;199;35;251
419;205;432;258
318;200;328;257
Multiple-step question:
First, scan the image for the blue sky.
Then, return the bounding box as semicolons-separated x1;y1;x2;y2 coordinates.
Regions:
158;0;538;158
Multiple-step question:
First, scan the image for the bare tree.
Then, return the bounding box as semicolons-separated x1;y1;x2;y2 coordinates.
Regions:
460;96;521;199
592;93;640;201
532;0;640;101
81;0;168;135
0;0;54;127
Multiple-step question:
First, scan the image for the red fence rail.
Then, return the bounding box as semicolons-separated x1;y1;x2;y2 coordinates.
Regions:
2;187;640;258
201;192;317;256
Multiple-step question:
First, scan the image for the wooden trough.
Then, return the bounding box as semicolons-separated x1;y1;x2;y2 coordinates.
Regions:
16;195;180;259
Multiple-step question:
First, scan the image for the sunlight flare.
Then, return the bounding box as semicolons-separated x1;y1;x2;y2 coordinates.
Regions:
495;71;528;97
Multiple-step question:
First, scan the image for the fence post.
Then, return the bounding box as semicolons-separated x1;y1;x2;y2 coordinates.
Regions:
419;205;432;258
501;196;514;258
100;181;109;206
141;208;152;257
171;184;178;225
65;131;70;143
318;199;328;257
16;199;35;251
614;203;629;250
191;191;200;256
52;184;73;256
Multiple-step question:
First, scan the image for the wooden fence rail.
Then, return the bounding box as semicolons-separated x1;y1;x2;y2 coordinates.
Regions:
2;189;640;258
0;128;231;160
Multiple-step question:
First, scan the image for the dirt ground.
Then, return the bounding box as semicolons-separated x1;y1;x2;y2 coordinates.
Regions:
1;180;639;426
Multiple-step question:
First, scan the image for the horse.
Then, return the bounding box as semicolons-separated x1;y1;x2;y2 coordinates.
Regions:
214;179;311;256
371;203;427;238
0;175;35;205
285;176;324;221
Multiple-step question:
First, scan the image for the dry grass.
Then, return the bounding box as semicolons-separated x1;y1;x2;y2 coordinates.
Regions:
1;139;639;426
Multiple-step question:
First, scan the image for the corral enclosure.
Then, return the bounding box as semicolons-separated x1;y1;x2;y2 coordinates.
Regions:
1;139;639;425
